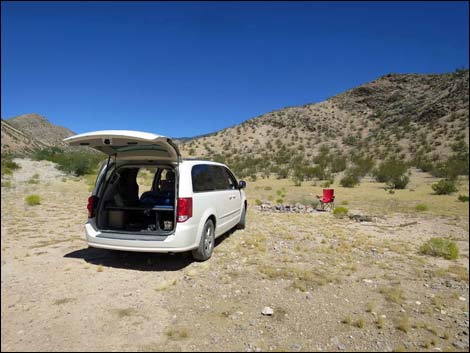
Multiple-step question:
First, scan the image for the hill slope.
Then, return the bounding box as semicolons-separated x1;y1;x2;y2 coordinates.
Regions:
1;114;75;155
179;70;469;177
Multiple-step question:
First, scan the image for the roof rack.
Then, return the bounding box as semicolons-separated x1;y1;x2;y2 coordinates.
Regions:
182;157;213;161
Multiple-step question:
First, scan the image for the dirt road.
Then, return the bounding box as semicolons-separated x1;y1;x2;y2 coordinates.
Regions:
1;159;469;351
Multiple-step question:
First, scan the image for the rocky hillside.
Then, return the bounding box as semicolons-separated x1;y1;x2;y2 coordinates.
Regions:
179;70;469;174
1;114;75;155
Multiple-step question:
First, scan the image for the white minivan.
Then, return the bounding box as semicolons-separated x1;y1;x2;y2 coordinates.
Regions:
64;130;247;261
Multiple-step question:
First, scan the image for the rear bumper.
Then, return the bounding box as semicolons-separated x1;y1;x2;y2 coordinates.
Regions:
85;222;199;253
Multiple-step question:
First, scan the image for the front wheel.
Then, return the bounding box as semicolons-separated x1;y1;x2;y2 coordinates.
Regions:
192;219;215;261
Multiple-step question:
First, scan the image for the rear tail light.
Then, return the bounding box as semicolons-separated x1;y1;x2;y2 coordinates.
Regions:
87;196;98;218
177;197;192;222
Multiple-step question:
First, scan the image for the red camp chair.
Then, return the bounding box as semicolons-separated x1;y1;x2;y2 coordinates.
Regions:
316;189;335;211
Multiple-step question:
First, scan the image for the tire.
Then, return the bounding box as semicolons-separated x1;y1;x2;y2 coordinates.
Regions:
192;219;215;261
236;205;247;230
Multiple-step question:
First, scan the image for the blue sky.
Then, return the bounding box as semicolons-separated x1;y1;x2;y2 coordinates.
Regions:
1;1;469;137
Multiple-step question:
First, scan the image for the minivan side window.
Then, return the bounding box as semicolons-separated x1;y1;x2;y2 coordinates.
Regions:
223;167;238;190
211;166;231;190
192;164;215;192
192;165;234;192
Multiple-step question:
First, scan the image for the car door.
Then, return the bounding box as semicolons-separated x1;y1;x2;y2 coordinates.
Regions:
222;167;242;227
207;165;233;235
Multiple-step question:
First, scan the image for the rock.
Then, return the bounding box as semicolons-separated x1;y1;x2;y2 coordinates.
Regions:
415;301;421;305
290;344;302;351
453;341;466;350
459;296;466;301
261;307;274;316
363;279;373;284
349;212;373;222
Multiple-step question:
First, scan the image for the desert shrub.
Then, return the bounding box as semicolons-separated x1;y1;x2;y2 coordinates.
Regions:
419;238;459;260
25;194;41;206
310;199;320;209
255;199;262;206
387;174;410;189
276;198;284;204
330;155;347;173
1;155;20;176
374;159;409;189
33;147;105;176
430;146;469;180
1;180;12;188
352;156;375;177
458;195;469;202
431;179;458;195
333;206;349;218
264;186;272;191
340;171;360;188
276;168;289;179
415;204;428;212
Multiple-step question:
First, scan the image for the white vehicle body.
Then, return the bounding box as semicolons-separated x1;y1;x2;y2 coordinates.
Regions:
64;130;247;261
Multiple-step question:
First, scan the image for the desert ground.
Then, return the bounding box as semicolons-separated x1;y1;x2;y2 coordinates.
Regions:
1;159;469;352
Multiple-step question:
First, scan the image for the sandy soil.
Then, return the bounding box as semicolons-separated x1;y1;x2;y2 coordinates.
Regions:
1;159;469;352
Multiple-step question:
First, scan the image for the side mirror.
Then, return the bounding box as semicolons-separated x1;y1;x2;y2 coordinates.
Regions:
238;180;246;189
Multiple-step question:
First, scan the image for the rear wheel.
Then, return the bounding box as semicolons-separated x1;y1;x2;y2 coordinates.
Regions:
192;219;215;261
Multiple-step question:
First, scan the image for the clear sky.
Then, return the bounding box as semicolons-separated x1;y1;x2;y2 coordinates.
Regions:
1;1;469;137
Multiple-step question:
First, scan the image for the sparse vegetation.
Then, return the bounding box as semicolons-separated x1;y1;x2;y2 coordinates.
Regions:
457;194;469;202
340;172;360;188
419;237;459;260
415;204;428;212
33;147;105;176
353;318;365;328
25;194;41;206
333;206;348;218
432;179;458;195
396;315;410;333
374;159;410;189
379;286;405;304
27;173;40;184
165;327;189;340
1;154;20;176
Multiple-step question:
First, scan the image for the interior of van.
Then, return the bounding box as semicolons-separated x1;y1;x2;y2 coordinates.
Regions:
95;164;177;235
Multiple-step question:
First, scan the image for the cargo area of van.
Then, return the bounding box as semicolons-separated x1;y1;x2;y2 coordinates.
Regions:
94;164;177;235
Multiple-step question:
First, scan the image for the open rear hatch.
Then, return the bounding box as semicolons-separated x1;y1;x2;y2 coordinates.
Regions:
63;130;180;162
64;130;180;237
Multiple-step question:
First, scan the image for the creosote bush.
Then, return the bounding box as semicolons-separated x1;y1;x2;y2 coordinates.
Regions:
340;172;360;188
374;159;409;189
431;179;458;195
419;237;459;260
